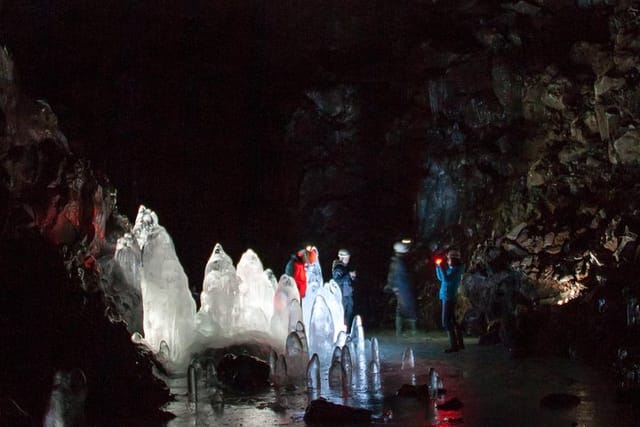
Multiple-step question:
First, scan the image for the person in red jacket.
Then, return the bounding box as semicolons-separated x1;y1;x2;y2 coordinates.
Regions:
285;249;309;298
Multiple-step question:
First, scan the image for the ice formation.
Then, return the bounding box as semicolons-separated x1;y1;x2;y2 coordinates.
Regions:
196;243;238;338
114;232;142;291
271;275;302;345
137;207;196;367
235;249;275;334
123;205;388;387
308;295;335;367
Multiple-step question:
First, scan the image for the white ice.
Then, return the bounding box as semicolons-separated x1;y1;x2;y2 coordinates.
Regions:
138;208;196;368
125;205;383;385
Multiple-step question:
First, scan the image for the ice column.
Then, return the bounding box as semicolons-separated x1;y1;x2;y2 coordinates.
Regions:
114;232;142;290
271;275;301;346
137;206;196;368
308;295;335;367
236;249;274;334
350;315;366;358
401;348;415;370
319;280;345;341
197;244;239;338
285;331;306;378
306;353;321;391
341;345;353;390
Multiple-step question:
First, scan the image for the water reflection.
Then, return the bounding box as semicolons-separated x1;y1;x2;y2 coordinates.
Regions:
165;332;638;427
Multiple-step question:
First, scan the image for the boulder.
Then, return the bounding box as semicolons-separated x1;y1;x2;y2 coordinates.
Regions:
609;128;640;165
304;398;372;425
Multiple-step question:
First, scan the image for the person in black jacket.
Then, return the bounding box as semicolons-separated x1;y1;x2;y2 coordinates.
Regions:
332;248;356;330
384;242;417;337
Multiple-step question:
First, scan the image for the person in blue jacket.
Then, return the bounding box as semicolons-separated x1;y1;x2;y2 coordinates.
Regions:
435;249;465;353
385;242;417;337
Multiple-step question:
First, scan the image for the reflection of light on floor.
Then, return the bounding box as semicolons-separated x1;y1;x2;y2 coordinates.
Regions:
165;331;638;427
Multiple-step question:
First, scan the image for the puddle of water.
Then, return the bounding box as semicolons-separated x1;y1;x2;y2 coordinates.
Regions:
163;331;638;427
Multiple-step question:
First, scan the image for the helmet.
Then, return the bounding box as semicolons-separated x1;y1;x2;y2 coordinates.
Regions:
447;249;461;259
393;242;409;254
338;249;350;257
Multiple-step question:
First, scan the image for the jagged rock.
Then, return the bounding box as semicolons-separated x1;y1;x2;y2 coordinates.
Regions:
216;353;270;391
558;143;589;165
502;1;541;16
304;398;372;425
438;397;464;410
527;159;547;187
446;54;492;94
570;41;614;76
504;222;527;240
396;384;430;398
305;85;360;122
594;75;626;99
594;104;620;142
609;128;640;165
540;393;580;409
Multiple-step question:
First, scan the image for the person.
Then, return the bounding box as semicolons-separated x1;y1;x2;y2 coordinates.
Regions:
285;248;309;298
332;248;356;329
384;242;417;337
435;249;465;353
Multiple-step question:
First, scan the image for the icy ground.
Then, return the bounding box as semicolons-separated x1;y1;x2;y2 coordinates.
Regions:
162;331;638;427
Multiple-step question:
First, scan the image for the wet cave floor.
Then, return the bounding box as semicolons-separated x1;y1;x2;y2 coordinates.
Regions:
163;331;638;427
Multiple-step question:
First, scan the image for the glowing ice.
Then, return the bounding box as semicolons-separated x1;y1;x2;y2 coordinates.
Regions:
350;315;366;356
401;348;415;370
138;207;196;368
271;275;302;345
132;205;158;250
308;295;335;367
319;280;346;341
114;232;142;291
285;330;306;377
197;244;238;338
306;353;321;391
341;344;353;389
235;249;274;334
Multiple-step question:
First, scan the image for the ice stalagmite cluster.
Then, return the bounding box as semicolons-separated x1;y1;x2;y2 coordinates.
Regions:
135;205;196;368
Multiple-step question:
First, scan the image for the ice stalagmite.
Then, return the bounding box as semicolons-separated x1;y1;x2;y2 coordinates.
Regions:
285;331;306;378
306;353;321;391
371;337;380;367
328;359;342;389
308;295;335;367
273;354;288;386
138;206;196;369
401;348;415;370
319;280;345;341
341;344;353;389
295;321;309;354
197;243;238;338
271;275;301;346
114;232;142;290
187;360;202;413
428;368;439;399
350;315;366;357
236;249;274;334
132;205;158;250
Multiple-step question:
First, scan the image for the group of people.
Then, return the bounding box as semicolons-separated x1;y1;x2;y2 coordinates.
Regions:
385;242;465;353
285;241;465;354
284;246;356;328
